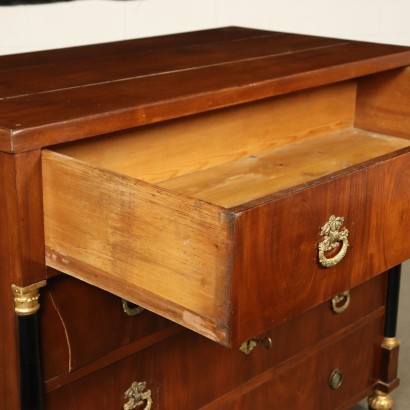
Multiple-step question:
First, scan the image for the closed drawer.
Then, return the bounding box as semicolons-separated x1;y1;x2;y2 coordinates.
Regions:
44;275;386;409
40;274;175;382
202;316;384;410
42;77;410;346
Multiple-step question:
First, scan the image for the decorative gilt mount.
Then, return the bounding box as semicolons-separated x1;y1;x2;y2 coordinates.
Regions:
239;337;272;355
318;215;349;268
123;381;152;410
368;390;394;410
11;280;47;316
121;299;145;317
331;291;350;314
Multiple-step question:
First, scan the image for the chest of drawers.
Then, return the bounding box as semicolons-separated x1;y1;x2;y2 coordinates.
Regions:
1;27;409;409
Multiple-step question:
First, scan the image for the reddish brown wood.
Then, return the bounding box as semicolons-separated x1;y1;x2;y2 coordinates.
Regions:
0;33;342;99
43;273;386;397
377;344;401;393
0;27;270;72
202;317;384;410
0;150;47;407
0;152;22;409
40;275;175;381
2;150;46;286
0;29;409;153
1;28;409;408
355;67;410;139
45;303;385;409
47;275;386;410
231;148;410;344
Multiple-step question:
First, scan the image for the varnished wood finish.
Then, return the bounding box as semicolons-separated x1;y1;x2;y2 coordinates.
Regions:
202;317;384;410
0;151;47;409
355;67;410;139
232;149;410;342
44;275;386;409
51;81;357;184
1;28;410;153
1;27;410;408
42;109;410;346
1;151;45;287
39;275;175;383
0;152;21;409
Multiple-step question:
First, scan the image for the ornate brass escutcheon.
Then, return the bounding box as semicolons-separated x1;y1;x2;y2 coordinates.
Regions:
331;291;350;314
121;299;145;317
239;337;272;355
123;381;152;410
318;215;349;268
329;368;343;390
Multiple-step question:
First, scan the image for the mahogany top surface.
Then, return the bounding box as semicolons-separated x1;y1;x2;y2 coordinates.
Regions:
1;26;410;153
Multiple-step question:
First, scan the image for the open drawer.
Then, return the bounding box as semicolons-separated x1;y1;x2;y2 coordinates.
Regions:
42;73;410;347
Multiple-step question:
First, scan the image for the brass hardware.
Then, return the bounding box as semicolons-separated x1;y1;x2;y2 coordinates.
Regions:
382;337;401;350
318;215;349;267
368;390;394;410
329;368;343;390
11;280;47;316
239;337;272;355
121;299;145;317
123;381;152;410
331;290;350;314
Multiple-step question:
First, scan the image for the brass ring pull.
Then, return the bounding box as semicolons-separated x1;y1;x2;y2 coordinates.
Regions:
331;291;350;314
121;299;145;317
318;215;349;268
123;381;152;410
239;337;272;355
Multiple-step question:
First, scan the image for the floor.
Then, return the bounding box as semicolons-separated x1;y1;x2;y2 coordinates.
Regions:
350;261;410;409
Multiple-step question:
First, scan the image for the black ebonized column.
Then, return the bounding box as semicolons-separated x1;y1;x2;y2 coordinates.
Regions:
384;264;402;338
18;314;43;410
12;281;46;410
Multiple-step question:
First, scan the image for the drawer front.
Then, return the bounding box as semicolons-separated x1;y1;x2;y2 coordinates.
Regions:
44;275;386;407
232;150;410;343
40;275;175;381
202;316;384;410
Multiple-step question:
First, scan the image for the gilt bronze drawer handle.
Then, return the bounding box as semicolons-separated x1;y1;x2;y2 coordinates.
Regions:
331;291;350;314
121;299;145;317
239;337;272;355
123;381;152;410
318;215;349;268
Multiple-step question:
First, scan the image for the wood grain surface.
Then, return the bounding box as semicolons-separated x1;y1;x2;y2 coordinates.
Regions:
44;276;386;408
42;129;410;346
1;27;410;152
356;66;410;139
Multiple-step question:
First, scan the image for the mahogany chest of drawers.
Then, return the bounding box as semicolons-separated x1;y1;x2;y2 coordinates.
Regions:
1;27;410;409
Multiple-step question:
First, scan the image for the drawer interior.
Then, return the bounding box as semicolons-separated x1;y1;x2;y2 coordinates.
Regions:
51;75;410;209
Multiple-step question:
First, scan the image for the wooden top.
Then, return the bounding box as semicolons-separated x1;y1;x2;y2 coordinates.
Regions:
1;26;410;153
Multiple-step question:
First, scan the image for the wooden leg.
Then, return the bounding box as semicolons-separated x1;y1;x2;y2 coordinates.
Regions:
368;390;393;410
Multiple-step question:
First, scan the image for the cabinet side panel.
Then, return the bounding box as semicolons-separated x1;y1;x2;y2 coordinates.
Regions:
0;152;21;409
355;67;410;139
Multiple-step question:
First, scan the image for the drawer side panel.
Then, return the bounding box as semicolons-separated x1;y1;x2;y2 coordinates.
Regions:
42;150;234;344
